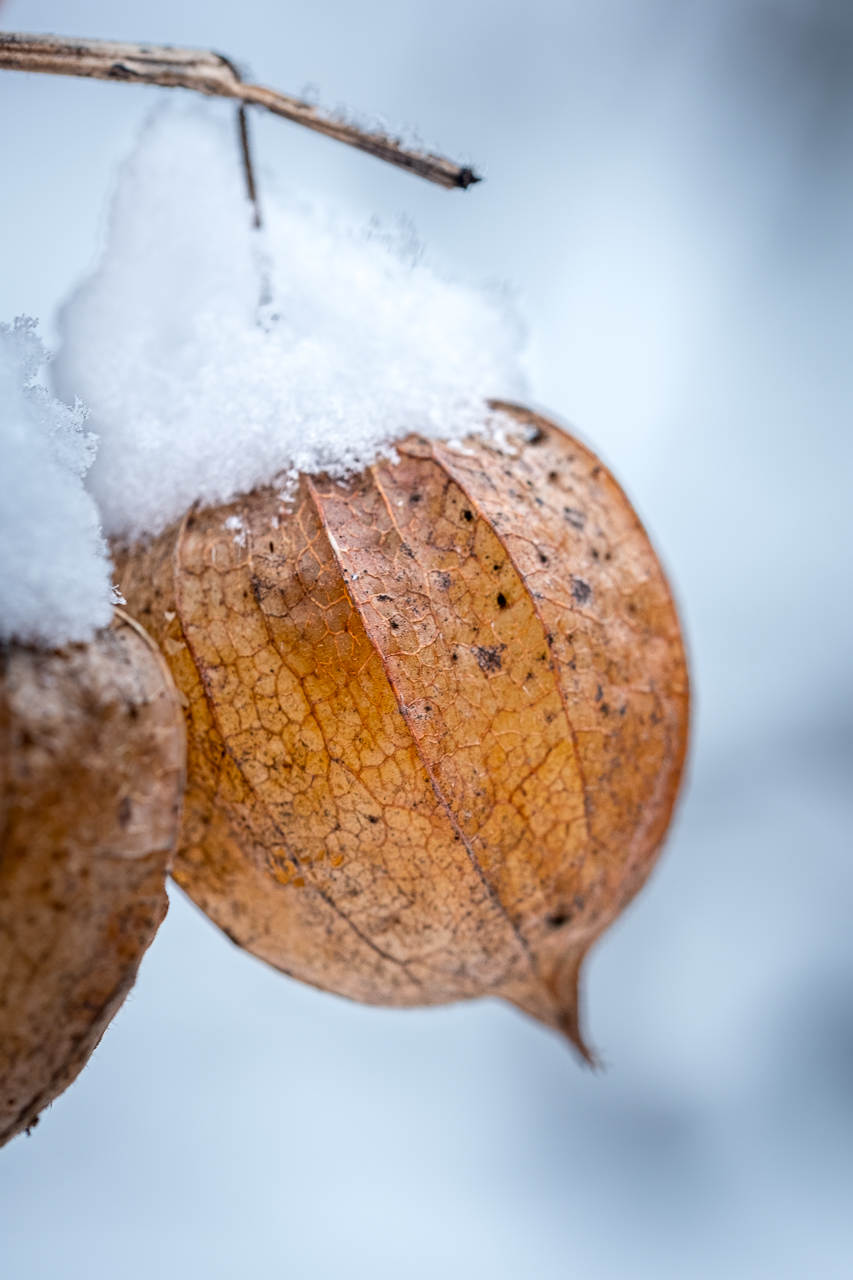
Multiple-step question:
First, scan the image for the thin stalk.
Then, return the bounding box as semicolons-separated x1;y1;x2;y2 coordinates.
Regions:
237;104;261;228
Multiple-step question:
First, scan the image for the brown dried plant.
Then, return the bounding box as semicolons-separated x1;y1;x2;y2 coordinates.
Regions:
0;611;186;1145
115;406;688;1059
0;32;479;192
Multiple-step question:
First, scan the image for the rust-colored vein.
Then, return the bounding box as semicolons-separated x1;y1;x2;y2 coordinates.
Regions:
173;511;423;980
337;467;540;978
427;441;594;837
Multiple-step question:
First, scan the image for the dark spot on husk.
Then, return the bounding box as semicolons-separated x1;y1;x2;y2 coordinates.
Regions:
571;577;592;605
473;644;506;674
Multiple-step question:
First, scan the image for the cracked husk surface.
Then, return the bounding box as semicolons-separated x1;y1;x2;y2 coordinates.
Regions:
0;612;186;1145
115;406;688;1058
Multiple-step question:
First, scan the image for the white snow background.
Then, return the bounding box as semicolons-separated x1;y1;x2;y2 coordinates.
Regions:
1;1;852;1279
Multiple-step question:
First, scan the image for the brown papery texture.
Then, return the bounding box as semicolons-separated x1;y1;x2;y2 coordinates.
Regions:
0;612;186;1146
115;407;688;1058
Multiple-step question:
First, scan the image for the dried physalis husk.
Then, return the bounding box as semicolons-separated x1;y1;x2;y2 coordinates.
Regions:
0;610;186;1145
115;405;688;1058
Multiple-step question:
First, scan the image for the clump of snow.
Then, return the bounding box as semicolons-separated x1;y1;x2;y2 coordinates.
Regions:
0;318;114;648
55;105;526;542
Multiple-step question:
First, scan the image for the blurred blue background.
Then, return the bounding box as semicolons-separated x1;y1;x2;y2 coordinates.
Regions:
1;1;852;1276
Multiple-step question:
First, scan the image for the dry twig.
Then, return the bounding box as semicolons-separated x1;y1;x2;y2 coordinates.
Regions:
0;32;480;190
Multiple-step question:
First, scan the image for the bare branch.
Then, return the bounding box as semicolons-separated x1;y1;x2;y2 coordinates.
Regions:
0;32;481;190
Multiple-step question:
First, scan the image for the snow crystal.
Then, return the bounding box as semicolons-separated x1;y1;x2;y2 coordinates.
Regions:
0;318;113;647
55;104;527;542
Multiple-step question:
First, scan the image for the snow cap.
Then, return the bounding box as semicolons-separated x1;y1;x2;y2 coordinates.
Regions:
56;104;527;542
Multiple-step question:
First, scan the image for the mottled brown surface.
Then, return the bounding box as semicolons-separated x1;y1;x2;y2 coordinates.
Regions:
115;408;688;1057
0;612;186;1146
